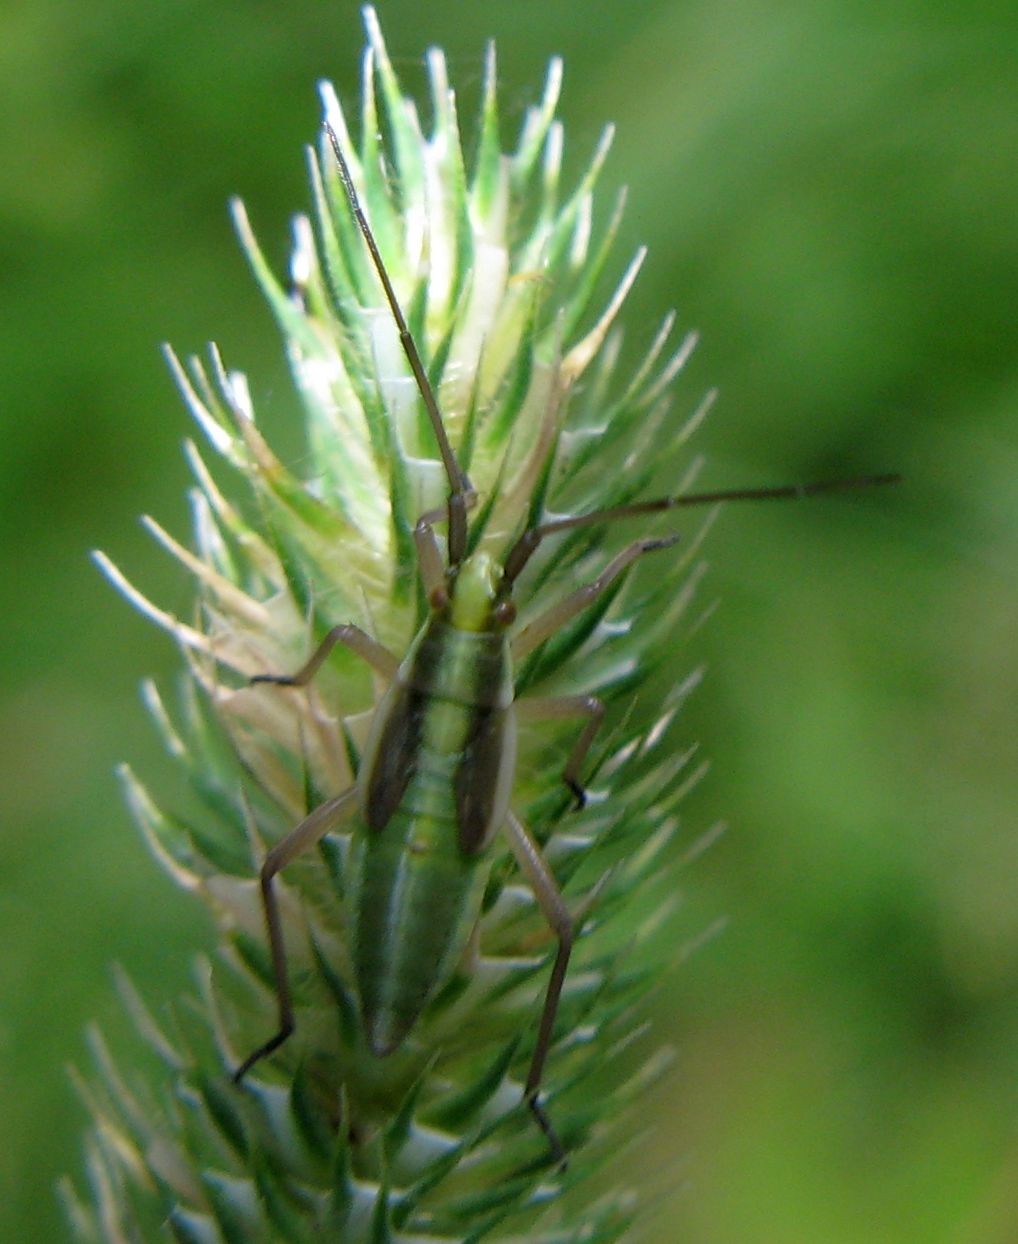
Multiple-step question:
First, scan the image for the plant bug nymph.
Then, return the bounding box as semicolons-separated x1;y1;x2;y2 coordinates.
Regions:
232;118;899;1166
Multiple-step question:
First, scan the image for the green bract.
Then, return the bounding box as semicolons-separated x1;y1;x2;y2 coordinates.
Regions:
72;8;716;1241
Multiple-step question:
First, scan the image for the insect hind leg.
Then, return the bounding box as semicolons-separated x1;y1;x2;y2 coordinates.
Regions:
503;809;577;1168
233;787;359;1083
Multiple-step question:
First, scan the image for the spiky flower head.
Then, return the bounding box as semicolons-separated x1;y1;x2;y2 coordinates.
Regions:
70;8;716;1241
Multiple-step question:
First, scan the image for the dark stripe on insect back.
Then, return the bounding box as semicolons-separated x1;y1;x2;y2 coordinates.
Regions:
454;706;509;854
454;630;510;854
363;686;426;832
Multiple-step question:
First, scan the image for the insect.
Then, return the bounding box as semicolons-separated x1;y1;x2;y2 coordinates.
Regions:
233;120;899;1163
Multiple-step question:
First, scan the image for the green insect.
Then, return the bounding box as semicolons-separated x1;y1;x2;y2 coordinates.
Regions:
233;122;898;1162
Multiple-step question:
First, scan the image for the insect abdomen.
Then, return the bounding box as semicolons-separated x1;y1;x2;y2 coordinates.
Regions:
352;619;515;1056
352;792;486;1055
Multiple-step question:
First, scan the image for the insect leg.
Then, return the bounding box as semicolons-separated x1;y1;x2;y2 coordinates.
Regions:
252;623;399;686
503;809;575;1166
515;694;605;808
234;787;360;1082
511;535;679;661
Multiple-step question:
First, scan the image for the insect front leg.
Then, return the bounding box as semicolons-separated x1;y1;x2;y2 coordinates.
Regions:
251;622;399;686
503;809;577;1167
234;787;360;1082
515;694;605;809
510;535;679;662
251;506;463;691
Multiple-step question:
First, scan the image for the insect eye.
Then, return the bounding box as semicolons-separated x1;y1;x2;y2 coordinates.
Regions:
494;600;517;627
429;586;450;611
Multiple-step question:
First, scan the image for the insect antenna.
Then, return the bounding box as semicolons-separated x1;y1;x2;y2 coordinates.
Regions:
324;122;472;565
501;472;901;588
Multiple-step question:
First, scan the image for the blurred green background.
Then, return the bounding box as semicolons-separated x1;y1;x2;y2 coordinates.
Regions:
2;1;1016;1240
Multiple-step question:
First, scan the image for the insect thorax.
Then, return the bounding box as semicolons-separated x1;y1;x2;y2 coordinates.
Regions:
446;551;504;634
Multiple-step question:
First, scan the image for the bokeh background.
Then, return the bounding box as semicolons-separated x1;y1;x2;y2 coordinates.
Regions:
2;1;1016;1240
